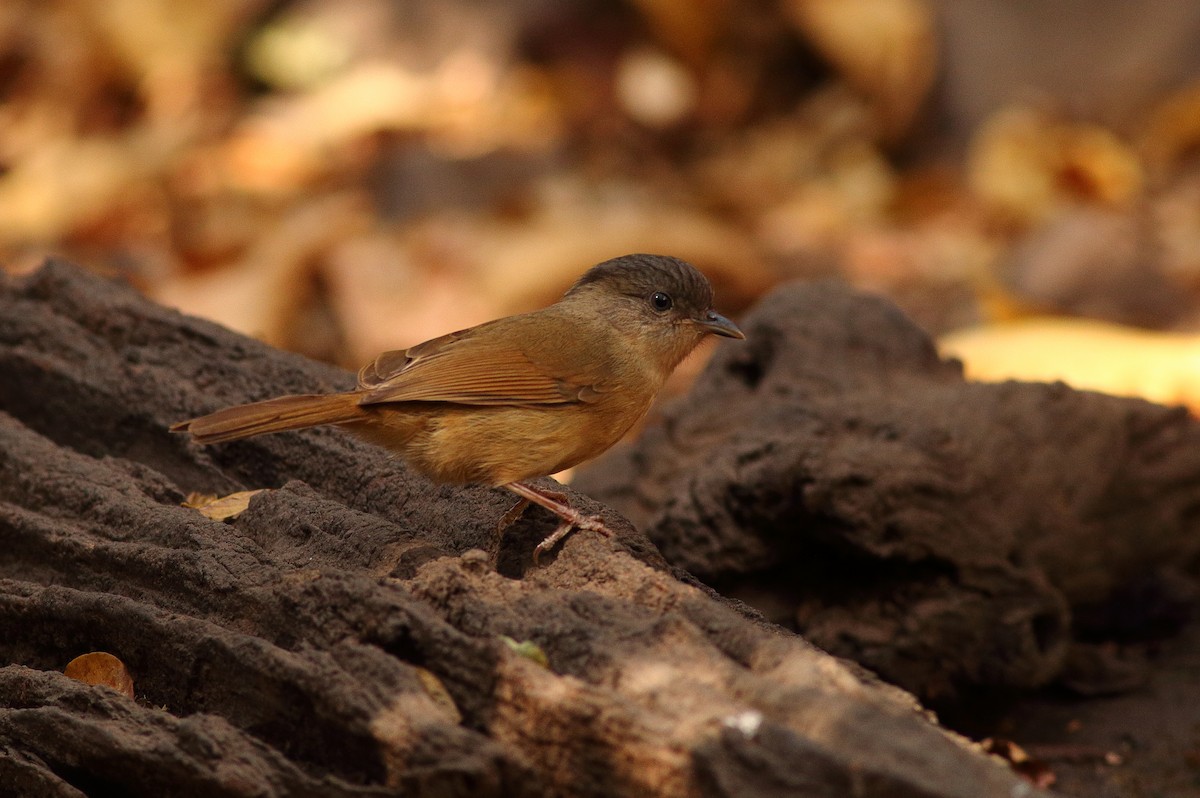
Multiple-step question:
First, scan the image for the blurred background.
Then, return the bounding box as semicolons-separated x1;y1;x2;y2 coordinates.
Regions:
3;0;1200;407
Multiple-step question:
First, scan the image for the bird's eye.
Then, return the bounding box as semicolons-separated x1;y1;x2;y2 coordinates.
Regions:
650;291;673;311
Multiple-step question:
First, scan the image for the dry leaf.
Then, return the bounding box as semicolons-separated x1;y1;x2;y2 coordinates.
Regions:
153;192;369;354
940;317;1200;413
784;0;936;138
0;136;149;244
183;489;266;521
413;667;462;724
967;107;1143;225
64;652;135;699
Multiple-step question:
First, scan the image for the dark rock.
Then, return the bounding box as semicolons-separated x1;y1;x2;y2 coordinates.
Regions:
0;261;1050;796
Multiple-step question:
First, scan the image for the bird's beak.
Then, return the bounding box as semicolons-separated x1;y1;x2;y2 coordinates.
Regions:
696;310;744;339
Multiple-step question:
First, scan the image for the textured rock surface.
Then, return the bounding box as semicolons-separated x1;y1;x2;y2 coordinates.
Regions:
0;261;1049;797
578;281;1200;702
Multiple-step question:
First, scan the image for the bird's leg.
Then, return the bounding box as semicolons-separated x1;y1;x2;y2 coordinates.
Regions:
503;481;611;563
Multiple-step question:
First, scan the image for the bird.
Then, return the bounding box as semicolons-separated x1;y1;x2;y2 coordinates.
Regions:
172;253;744;561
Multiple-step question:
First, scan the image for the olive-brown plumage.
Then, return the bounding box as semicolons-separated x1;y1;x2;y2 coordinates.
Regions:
172;254;743;560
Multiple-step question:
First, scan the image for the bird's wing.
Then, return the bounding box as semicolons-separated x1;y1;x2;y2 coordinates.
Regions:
356;318;597;406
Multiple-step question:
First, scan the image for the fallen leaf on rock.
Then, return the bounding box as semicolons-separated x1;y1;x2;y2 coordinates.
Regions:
940;317;1200;414
414;667;462;724
183;489;266;521
500;635;549;669
981;738;1056;789
64;652;135;699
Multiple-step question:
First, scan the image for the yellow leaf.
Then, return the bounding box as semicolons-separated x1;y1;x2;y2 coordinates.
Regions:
940;317;1200;413
182;489;265;521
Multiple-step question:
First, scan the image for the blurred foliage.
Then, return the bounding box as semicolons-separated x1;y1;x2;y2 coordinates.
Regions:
2;0;1200;406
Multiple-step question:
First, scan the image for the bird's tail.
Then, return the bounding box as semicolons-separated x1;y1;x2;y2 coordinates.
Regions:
171;393;365;445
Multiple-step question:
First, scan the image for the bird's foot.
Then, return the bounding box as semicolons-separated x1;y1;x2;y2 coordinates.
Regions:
502;481;612;564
